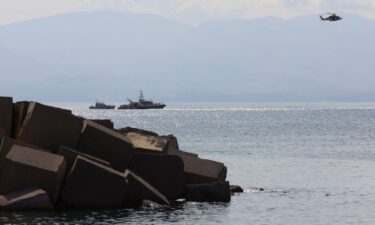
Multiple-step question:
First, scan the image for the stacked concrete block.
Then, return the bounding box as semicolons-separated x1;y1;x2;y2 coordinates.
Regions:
17;102;83;152
13;102;73;139
91;119;114;129
181;156;227;184
0;188;52;210
77;120;133;172
185;182;231;202
60;156;128;208
0;137;51;178
56;146;111;172
129;153;184;200
163;135;199;158
0;98;234;210
0;97;13;139
0;145;66;204
123;170;169;207
12;101;30;138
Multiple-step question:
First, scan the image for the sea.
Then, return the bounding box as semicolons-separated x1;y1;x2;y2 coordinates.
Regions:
1;103;375;225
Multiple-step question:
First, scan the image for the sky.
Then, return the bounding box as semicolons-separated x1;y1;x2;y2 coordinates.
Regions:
0;0;374;25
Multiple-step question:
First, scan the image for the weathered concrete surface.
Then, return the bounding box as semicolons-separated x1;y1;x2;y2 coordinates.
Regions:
123;170;169;208
129;153;184;200
0;97;13;139
185;182;231;202
124;132;169;154
0;137;51;179
57;145;112;173
0;188;53;210
0;145;66;204
17;102;83;152
181;156;227;184
77;120;133;172
91;119;114;129
118;127;159;137
12;101;30;138
60;156;128;208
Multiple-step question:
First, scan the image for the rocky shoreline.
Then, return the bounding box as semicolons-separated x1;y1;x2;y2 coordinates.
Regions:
0;97;241;211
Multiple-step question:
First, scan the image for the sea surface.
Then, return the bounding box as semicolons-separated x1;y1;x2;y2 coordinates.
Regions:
2;103;375;225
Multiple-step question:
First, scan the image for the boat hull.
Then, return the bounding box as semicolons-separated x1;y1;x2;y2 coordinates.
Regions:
89;106;116;109
118;104;166;110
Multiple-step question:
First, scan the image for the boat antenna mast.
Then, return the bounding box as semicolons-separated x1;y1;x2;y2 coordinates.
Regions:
139;90;145;102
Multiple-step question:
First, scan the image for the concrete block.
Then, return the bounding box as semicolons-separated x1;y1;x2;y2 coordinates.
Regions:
129;153;184;200
0;145;66;204
0;96;13;139
162;135;198;158
163;135;179;152
0;137;51;179
77;120;133;171
91;119;114;129
118;127;159;137
0;188;53;210
60;156;128;208
125;132;169;154
185;182;231;202
168;148;199;158
12;101;29;138
17;102;83;152
56;145;111;173
181;156;227;184
123;170;169;208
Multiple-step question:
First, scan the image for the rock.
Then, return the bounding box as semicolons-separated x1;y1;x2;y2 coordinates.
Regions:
91;119;114;129
179;155;227;184
230;185;244;193
60;156;128;208
129;153;184;200
118;127;159;137
0;188;53;211
185;182;231;202
141;199;163;208
123;170;169;208
12;101;30;138
0;96;13;139
76;120;133;172
124;132;169;154
17;102;83;152
56;145;111;173
0;137;51;179
0;145;66;204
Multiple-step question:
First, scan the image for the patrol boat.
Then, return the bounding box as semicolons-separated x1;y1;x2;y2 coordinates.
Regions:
118;91;166;109
89;101;116;109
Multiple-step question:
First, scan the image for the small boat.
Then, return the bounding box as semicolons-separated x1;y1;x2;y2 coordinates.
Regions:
89;101;116;109
118;90;166;109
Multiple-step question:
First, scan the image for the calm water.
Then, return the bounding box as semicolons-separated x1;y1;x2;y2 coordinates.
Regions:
2;103;375;225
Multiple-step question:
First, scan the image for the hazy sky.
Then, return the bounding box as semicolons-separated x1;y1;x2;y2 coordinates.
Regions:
0;0;374;25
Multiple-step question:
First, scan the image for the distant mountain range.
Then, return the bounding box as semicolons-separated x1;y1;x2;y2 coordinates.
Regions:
0;11;374;102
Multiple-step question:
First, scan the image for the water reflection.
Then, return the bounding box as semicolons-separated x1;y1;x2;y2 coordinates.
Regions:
0;202;230;224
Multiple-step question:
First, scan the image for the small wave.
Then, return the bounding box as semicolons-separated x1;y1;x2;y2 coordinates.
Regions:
244;187;265;193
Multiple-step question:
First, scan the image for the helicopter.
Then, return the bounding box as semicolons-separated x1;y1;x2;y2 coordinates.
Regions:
320;13;342;21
